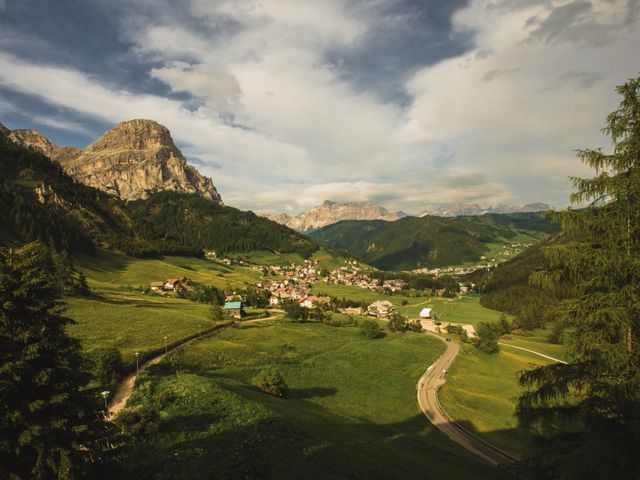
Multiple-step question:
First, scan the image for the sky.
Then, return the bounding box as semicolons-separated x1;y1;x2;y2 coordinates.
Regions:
0;0;638;215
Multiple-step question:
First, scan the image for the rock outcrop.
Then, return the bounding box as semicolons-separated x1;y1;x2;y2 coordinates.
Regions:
267;200;405;232
8;129;61;158
0;122;10;137
3;119;223;204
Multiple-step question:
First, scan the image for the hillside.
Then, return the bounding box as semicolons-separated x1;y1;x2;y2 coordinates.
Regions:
309;213;559;270
0;133;317;258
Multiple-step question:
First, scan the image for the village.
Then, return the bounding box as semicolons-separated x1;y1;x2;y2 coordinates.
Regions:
146;258;457;321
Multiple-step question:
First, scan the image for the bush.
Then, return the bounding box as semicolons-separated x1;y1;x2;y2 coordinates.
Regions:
117;405;161;439
474;322;500;354
360;319;385;339
388;312;420;332
252;368;289;397
87;347;123;389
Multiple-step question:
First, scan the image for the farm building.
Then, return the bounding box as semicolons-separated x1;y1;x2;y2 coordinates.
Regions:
419;308;432;319
224;301;245;318
150;282;164;291
367;300;396;319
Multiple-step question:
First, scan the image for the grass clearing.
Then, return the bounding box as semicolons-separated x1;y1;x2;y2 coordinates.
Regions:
439;341;553;458
121;322;503;480
75;249;263;292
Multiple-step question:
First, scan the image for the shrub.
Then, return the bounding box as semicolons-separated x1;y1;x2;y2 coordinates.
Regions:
88;347;123;389
474;322;500;354
360;319;385;339
252;368;289;397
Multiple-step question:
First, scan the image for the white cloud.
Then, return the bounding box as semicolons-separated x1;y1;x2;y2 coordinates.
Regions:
0;0;637;215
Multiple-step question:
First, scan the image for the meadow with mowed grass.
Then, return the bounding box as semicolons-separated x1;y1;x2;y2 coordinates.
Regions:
119;321;503;480
438;339;556;458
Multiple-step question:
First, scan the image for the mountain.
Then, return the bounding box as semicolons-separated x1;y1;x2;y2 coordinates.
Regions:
0;121;12;137
267;200;406;232
5;119;223;203
0;132;316;258
308;212;560;270
419;202;551;217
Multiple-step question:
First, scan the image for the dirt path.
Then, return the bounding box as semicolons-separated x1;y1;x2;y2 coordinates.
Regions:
416;333;516;466
498;342;567;364
107;313;282;418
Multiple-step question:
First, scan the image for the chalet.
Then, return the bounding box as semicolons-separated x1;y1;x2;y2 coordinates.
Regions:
300;296;319;308
164;276;188;290
367;300;396;319
419;308;432;319
269;295;281;306
224;301;245;319
150;282;164;291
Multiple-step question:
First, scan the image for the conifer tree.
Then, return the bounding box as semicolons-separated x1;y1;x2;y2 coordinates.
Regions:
516;77;640;479
0;242;118;479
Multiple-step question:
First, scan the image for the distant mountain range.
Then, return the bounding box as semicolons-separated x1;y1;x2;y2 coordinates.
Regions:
419;202;551;217
266;200;551;232
266;200;407;232
5;119;222;203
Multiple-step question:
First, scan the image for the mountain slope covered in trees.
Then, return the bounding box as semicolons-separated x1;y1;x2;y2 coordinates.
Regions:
0;134;317;258
309;213;559;270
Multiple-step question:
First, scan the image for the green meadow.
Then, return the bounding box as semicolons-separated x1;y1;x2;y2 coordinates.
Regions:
75;248;263;292
439;340;554;458
121;321;502;480
227;247;352;269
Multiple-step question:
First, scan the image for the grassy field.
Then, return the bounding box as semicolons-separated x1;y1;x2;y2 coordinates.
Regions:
439;340;554;458
500;327;566;361
226;247;352;270
75;249;263;292
64;291;224;367
121;321;504;480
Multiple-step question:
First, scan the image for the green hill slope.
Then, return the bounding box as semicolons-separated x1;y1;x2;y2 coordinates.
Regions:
309;213;559;270
0;135;317;258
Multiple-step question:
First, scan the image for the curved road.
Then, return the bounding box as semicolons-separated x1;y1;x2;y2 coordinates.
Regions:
417;333;517;466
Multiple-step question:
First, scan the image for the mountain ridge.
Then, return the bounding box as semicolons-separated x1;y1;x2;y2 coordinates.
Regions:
3;119;223;204
266;200;406;231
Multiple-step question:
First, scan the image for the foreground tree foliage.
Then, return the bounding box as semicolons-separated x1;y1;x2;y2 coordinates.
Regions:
516;77;640;479
0;242;119;479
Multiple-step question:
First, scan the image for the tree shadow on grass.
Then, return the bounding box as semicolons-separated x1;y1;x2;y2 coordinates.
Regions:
287;387;337;400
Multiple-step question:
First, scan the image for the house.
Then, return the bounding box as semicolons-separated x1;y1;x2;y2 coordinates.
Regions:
269;295;281;306
419;307;432;319
164;276;188;290
367;300;396;319
150;282;164;291
224;301;245;318
300;295;319;308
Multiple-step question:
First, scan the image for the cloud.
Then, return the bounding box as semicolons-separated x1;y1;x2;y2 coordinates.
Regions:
0;0;638;216
526;0;639;46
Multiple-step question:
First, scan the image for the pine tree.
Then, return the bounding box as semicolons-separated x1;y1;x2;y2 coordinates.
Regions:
516;77;640;479
0;242;118;479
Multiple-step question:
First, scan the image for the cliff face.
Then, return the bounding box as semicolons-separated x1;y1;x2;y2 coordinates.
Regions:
267;200;405;232
61;119;223;202
8;129;62;159
4;119;223;204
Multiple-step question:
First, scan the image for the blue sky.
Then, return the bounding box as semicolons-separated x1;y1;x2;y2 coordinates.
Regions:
0;0;638;214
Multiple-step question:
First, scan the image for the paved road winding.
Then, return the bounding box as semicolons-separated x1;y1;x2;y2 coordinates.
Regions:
416;333;517;466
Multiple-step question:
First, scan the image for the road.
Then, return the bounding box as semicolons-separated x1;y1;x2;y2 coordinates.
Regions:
416;333;517;466
108;313;282;417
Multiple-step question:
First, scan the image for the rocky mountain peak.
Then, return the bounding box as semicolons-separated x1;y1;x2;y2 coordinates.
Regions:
266;200;405;232
0;122;10;137
60;119;223;203
8;128;60;158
